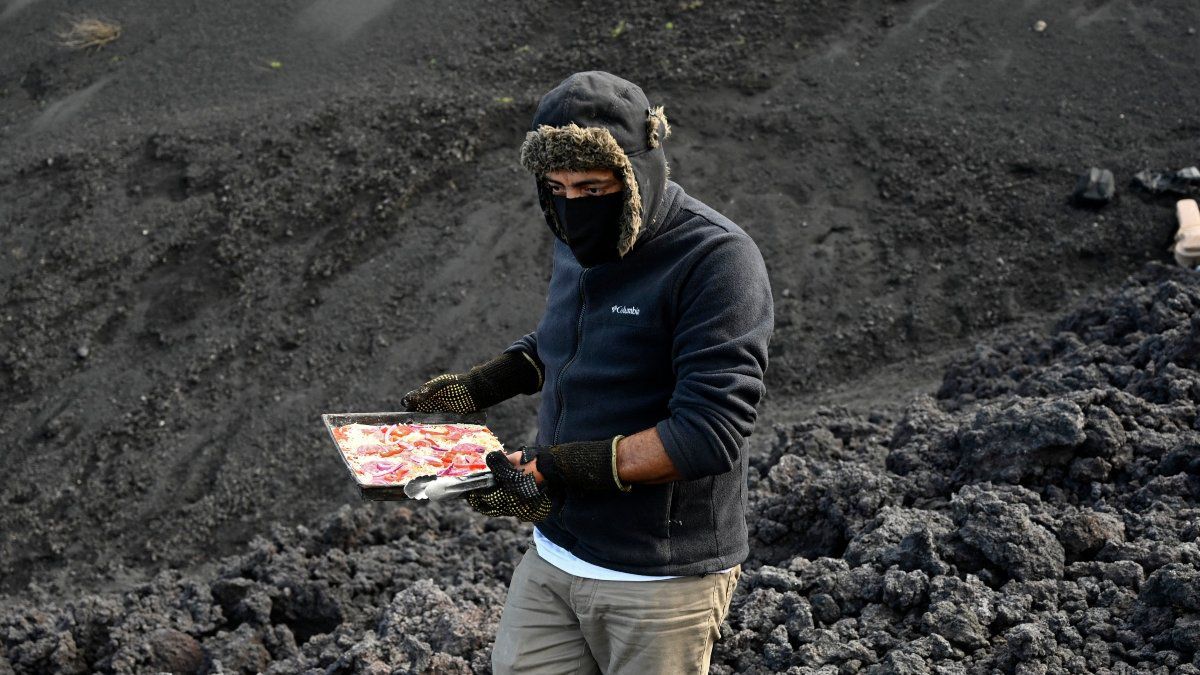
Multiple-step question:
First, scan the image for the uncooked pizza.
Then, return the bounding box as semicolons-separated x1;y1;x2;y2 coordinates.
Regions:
331;422;502;487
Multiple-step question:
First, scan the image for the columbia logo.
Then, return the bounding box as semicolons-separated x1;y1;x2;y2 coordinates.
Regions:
611;305;641;316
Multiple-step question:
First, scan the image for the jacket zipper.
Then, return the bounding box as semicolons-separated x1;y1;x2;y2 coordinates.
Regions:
552;268;589;444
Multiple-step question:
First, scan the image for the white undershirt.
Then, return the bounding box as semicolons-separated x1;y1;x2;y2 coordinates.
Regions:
533;527;681;581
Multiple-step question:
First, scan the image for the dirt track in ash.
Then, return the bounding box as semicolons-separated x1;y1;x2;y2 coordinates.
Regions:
0;0;1198;672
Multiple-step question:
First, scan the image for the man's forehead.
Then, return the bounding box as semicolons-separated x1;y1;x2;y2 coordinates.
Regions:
543;168;619;185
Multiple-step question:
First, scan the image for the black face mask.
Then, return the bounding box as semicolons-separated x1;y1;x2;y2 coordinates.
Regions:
552;191;625;268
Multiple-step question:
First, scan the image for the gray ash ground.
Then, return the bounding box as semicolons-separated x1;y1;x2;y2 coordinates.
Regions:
3;264;1198;673
2;0;1200;673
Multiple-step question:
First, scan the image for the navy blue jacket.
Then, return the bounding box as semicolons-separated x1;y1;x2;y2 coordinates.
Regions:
507;179;773;576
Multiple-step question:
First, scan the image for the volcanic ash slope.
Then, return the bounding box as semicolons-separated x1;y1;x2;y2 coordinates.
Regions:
2;262;1198;674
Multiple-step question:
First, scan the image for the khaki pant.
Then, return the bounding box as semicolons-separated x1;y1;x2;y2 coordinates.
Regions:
492;547;741;675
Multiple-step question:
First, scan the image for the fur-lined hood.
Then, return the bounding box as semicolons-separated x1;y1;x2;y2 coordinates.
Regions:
520;71;671;258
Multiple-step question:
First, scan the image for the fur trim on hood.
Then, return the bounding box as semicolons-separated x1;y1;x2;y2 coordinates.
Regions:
520;123;647;256
520;72;671;259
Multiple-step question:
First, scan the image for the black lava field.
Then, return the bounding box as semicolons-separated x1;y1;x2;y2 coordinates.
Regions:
2;0;1198;673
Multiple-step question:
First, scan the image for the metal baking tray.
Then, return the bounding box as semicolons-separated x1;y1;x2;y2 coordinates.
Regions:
321;411;499;501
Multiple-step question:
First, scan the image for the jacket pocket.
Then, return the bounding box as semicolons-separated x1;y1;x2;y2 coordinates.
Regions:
665;481;677;538
560;487;674;565
667;476;720;559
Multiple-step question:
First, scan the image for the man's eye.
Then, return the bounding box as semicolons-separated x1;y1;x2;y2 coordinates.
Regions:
547;184;564;195
586;187;604;196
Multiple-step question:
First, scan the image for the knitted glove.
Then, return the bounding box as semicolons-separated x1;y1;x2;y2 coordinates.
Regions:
402;351;543;414
528;436;632;494
465;451;556;522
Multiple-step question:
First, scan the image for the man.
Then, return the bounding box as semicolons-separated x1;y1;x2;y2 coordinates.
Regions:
402;71;773;674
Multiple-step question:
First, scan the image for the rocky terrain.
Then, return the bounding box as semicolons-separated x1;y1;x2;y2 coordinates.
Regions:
1;0;1198;672
3;263;1197;674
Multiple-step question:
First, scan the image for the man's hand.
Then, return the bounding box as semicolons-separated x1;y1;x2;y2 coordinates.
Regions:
402;371;479;414
402;351;542;414
504;448;545;483
467;429;685;521
465;451;556;522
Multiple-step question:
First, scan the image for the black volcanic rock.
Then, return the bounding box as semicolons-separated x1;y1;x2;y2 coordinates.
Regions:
1073;167;1116;206
2;259;1198;674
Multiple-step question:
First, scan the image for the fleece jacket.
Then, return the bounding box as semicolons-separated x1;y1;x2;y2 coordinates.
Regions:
507;178;774;576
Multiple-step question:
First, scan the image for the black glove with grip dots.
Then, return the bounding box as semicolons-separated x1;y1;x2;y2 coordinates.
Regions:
465;451;556;522
531;437;632;494
402;351;543;414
